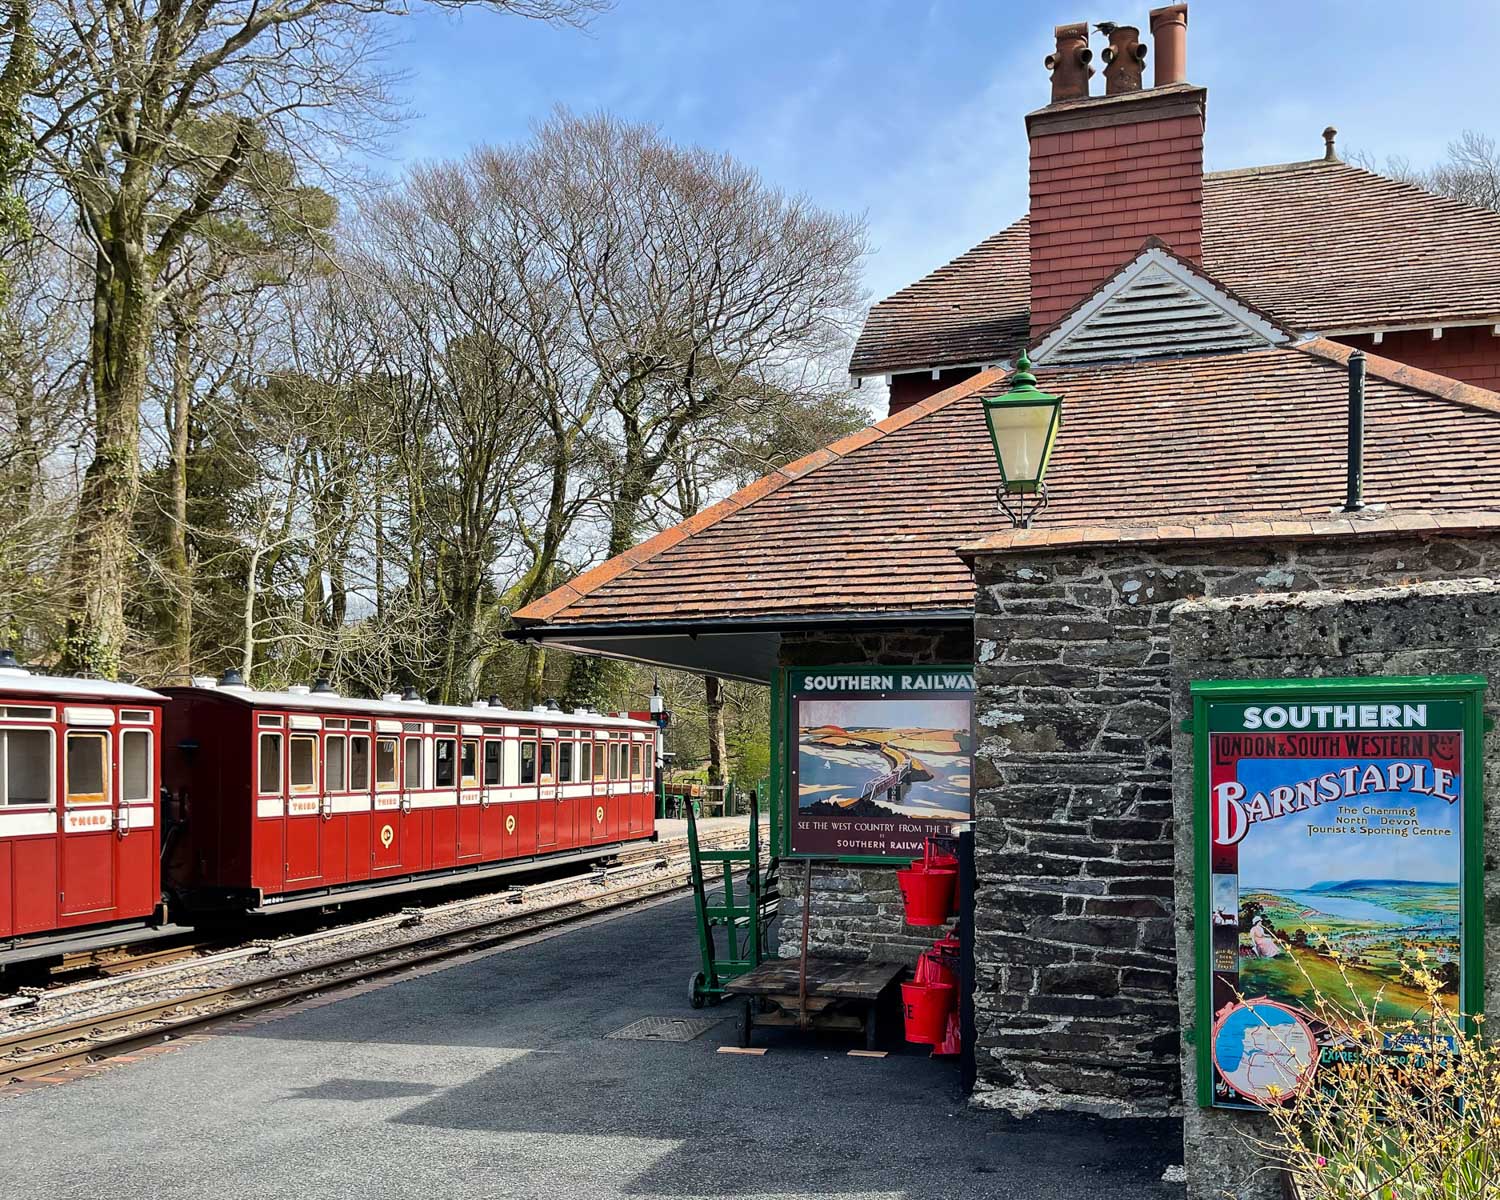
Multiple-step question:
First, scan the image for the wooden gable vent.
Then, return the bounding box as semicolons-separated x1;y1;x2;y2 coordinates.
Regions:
1031;241;1292;367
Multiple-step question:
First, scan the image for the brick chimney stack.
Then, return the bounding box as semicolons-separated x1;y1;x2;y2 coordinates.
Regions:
1026;4;1205;335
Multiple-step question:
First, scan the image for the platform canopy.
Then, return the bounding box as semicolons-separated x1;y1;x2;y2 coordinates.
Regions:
508;326;1500;685
507;611;973;685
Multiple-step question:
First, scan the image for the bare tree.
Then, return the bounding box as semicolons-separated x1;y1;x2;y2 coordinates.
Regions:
466;112;865;704
25;0;604;676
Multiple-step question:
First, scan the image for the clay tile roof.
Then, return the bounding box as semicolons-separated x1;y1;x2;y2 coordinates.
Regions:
850;161;1500;376
849;220;1030;376
514;342;1500;629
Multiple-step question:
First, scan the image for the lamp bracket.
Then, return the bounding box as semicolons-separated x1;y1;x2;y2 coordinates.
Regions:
996;483;1049;529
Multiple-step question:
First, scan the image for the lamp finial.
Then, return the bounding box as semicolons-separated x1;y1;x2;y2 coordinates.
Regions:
1011;351;1037;388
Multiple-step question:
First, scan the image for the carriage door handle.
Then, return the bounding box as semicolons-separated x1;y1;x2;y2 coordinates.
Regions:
117;805;130;839
400;791;412;814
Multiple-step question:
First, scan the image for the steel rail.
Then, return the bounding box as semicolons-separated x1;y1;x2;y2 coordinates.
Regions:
1;864;727;1084
3;825;757;1009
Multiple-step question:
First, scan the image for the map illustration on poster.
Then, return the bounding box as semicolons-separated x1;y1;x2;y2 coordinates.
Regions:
1192;677;1485;1110
787;667;974;858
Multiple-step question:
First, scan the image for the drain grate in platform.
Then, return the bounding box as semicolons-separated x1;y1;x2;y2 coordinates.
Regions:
606;1016;724;1042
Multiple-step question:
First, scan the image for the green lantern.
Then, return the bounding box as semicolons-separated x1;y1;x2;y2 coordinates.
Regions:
982;351;1061;525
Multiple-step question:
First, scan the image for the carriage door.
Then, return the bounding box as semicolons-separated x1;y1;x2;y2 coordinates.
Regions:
59;712;116;918
284;723;322;883
528;736;553;849
456;735;481;861
479;736;503;858
371;731;402;873
629;735;650;834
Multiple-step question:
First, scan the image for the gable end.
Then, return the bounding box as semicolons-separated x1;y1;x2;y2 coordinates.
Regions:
1033;244;1294;367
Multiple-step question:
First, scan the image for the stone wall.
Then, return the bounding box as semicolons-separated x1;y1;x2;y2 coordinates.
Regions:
1168;578;1500;1200
968;530;1500;1118
776;626;972;964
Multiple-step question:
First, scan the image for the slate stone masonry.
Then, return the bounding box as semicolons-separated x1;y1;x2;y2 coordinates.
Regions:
967;530;1500;1118
1169;577;1500;1200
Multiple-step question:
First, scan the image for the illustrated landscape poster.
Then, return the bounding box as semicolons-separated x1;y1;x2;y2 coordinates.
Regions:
787;667;973;858
1194;679;1484;1111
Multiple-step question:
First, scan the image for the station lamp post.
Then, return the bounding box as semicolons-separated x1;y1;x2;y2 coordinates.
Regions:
982;351;1062;527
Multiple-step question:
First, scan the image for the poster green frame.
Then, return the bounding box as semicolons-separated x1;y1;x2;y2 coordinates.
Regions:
1189;674;1488;1109
774;663;975;863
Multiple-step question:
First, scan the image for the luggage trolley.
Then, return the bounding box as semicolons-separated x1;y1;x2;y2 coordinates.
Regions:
686;789;778;1007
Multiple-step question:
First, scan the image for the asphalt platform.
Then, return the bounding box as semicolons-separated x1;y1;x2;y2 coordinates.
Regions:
0;892;1185;1199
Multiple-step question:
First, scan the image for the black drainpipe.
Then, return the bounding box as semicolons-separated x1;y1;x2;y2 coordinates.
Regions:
1344;351;1366;512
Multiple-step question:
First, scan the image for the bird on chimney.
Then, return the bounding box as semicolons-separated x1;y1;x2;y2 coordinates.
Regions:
1094;21;1119;36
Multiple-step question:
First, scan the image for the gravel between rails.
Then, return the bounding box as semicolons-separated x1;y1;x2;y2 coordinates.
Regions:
1;827;763;1038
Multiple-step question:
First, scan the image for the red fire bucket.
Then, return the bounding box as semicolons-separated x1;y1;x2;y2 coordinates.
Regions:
933;1008;963;1057
897;865;957;926
901;980;956;1045
916;948;958;988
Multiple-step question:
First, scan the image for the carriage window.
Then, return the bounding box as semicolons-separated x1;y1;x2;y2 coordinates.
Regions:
350;736;371;790
558;742;573;783
257;714;283;728
520;742;537;785
350;719;370;731
435;738;457;788
484;741;501;786
644;746;654;782
258;733;283;794
503;739;519;786
66;732;108;805
0;705;52;720
630;745;643;779
593;743;606;781
461;739;478;785
403;737;423;789
540;742;554;781
122;730;151;802
375;737;398;789
121;709;153;724
289;735;317;792
2;728;52;805
326;735;347;791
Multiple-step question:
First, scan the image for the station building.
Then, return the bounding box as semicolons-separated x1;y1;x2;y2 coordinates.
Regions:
513;3;1500;1144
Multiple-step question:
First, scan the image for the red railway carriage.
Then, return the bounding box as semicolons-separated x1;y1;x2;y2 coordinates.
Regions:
161;679;658;912
0;658;165;957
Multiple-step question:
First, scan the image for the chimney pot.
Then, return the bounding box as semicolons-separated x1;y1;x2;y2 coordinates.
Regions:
1322;126;1339;161
1101;25;1146;95
1047;22;1094;102
1149;3;1188;87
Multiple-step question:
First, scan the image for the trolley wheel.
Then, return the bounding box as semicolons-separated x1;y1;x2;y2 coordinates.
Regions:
738;998;754;1048
688;970;707;1009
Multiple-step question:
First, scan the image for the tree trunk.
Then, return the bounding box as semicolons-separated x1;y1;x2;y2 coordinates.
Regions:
705;674;728;790
64;246;152;678
522;644;546;707
165;316;194;680
563;445;649;707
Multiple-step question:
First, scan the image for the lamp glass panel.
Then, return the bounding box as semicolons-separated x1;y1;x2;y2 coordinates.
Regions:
989;403;1055;484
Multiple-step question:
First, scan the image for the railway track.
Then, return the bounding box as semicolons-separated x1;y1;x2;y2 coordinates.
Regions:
2;860;720;1086
5;825;755;1004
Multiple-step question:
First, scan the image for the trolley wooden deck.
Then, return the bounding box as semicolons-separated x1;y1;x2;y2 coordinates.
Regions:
723;956;905;1049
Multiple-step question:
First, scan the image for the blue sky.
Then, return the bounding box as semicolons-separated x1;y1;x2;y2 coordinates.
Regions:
381;0;1496;331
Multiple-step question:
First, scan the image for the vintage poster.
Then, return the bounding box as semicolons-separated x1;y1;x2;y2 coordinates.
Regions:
1193;678;1485;1110
787;667;974;858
